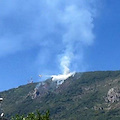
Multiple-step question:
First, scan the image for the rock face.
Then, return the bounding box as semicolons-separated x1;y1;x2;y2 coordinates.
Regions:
106;88;120;103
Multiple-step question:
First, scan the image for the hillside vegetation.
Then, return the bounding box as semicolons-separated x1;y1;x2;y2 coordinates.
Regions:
1;71;120;120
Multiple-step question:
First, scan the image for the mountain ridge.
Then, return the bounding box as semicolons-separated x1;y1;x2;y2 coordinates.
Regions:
1;71;120;120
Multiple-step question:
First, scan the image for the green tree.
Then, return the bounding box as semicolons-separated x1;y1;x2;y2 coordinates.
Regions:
11;110;50;120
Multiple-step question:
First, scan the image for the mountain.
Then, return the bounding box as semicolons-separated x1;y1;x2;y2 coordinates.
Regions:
1;71;120;120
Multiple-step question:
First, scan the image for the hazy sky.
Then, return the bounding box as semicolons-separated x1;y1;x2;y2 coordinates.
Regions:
0;0;120;91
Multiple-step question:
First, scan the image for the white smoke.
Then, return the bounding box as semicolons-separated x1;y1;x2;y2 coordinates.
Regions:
60;56;71;75
51;72;75;85
0;0;97;82
51;1;96;82
43;0;97;83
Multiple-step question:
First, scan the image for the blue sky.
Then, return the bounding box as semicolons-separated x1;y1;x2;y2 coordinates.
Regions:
0;0;120;91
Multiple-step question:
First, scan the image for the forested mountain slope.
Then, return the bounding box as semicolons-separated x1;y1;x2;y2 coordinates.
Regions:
1;71;120;120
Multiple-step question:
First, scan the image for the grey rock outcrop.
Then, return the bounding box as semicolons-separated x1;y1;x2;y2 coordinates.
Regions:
105;88;120;103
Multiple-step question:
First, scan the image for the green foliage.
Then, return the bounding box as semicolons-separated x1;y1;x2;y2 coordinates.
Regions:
11;110;50;120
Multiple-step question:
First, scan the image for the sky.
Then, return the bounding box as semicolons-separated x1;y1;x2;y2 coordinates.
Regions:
0;0;120;91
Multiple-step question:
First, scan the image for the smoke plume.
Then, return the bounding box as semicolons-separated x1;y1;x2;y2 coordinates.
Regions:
0;0;97;81
59;3;95;75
